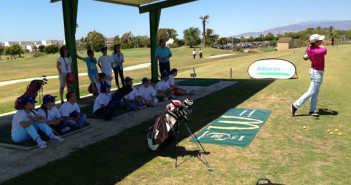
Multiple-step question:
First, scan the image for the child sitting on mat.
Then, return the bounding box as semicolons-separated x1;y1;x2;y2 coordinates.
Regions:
93;83;114;118
123;77;146;111
11;96;64;149
38;95;70;135
169;68;190;95
59;92;86;129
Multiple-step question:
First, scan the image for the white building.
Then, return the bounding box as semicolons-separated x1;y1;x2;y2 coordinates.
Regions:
105;37;114;46
41;40;59;46
4;41;19;47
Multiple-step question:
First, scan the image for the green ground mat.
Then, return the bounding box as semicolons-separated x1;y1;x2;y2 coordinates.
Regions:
80;105;128;118
177;79;220;86
0;123;90;147
190;108;272;148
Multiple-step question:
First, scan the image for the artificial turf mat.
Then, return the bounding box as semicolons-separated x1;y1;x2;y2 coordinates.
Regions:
190;108;272;148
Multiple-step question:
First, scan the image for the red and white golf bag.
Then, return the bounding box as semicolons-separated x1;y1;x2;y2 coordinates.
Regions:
147;99;193;151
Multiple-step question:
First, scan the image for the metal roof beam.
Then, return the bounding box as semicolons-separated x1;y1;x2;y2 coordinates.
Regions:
139;0;197;14
94;0;140;7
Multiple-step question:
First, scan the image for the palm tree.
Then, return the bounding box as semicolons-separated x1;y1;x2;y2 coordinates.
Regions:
328;26;337;46
199;15;209;47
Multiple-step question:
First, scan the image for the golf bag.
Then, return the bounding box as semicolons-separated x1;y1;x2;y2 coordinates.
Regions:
14;76;47;110
147;99;193;151
103;84;132;117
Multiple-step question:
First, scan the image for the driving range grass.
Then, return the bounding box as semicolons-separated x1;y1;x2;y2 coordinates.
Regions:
1;45;351;184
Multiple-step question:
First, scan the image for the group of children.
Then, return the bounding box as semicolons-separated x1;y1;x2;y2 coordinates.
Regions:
12;92;87;149
92;69;190;119
12;46;190;149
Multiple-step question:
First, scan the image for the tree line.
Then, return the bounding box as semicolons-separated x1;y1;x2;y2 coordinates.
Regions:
1;23;351;60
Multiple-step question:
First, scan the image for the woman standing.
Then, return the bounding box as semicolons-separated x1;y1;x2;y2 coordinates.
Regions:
56;46;72;103
111;44;125;88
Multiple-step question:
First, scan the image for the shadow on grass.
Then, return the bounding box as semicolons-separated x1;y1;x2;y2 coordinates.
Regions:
318;108;338;116
295;108;338;117
1;79;274;185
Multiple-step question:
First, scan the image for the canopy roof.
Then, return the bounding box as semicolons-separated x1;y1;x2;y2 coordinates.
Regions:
94;0;161;7
52;0;197;13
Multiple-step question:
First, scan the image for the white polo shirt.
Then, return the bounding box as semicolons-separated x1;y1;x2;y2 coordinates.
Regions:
138;85;156;101
124;87;139;101
11;109;37;136
98;55;113;76
59;101;81;117
155;80;170;92
38;107;61;122
169;75;175;87
93;93;110;113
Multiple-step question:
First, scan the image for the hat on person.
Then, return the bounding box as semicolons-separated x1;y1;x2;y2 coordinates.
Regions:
100;46;107;52
142;77;150;83
124;77;133;82
309;34;325;43
43;95;57;104
100;83;111;91
19;96;37;104
161;72;169;78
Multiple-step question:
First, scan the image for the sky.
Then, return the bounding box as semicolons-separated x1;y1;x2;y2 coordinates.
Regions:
0;0;351;42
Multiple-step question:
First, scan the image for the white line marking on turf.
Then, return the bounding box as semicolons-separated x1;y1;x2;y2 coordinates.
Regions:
197;131;209;140
248;109;256;117
239;110;247;116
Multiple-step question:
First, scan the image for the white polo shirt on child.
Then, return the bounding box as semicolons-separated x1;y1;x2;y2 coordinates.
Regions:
93;93;110;113
11;109;36;136
59;102;81;117
38;107;61;122
155;80;170;92
98;55;113;77
169;75;175;87
124;87;139;101
138;85;156;101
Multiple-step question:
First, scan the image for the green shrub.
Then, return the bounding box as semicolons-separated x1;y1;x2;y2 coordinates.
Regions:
32;52;45;57
168;43;178;48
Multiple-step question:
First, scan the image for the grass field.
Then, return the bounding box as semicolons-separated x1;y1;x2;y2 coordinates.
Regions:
0;47;241;115
1;45;351;184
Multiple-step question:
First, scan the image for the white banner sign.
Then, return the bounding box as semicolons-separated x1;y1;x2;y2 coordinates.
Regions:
248;58;296;79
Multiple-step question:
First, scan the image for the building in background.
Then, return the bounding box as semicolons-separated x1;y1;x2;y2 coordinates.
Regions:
276;37;293;51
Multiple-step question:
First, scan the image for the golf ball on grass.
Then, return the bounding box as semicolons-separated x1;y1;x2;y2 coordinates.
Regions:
303;126;306;129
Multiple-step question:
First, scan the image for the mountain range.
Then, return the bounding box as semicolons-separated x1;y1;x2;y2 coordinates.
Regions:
234;20;351;38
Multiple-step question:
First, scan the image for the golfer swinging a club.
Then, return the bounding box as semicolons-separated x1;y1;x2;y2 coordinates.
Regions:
291;34;327;117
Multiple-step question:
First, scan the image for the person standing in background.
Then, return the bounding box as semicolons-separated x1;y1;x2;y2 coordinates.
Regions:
155;39;172;74
56;46;72;103
98;47;113;86
111;44;125;89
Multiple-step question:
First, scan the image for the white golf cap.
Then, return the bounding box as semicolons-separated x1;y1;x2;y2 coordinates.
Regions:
309;34;325;43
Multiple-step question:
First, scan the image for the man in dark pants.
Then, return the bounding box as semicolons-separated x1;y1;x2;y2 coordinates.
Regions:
155;39;172;75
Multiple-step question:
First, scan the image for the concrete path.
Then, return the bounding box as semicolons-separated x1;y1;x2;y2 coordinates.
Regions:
0;63;151;87
206;53;235;58
0;80;237;183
